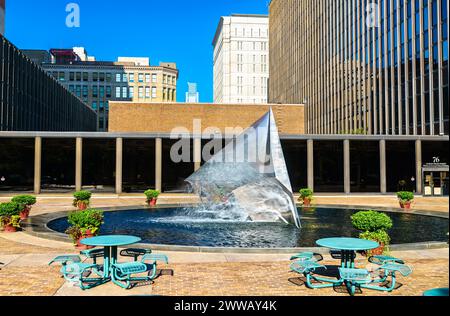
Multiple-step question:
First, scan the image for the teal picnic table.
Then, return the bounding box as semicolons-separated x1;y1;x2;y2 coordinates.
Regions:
316;237;379;268
81;235;142;278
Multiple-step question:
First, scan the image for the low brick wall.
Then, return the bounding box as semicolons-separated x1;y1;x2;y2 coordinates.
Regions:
108;102;305;135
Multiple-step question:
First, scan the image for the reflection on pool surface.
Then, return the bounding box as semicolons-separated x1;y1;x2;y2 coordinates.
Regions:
47;207;449;248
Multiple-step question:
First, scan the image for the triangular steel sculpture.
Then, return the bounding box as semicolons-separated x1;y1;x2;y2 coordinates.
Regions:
186;108;301;228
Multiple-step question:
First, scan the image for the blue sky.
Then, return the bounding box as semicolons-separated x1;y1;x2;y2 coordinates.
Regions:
5;0;269;102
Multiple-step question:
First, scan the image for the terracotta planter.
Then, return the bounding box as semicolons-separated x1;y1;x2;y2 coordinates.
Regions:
3;224;18;233
400;201;412;209
77;201;88;210
302;198;312;206
75;230;95;250
370;243;385;256
148;198;158;207
19;206;31;220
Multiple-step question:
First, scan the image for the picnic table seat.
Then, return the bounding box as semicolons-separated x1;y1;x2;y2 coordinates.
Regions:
120;248;152;261
290;252;324;262
80;248;104;264
368;255;405;265
339;263;413;296
48;255;81;267
111;254;169;289
329;249;356;260
59;262;107;290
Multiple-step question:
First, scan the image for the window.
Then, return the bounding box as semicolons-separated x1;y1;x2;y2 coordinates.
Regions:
99;86;105;98
75;72;81;81
92;102;97;110
145;87;150;98
152;86;157;98
171;89;175;101
116;74;122;82
68;85;75;93
163;88;166;100
92;86;98;98
115;87;121;98
92;72;98;82
138;87;144;98
99;101;104;111
145;74;151;83
129;73;135;82
106;86;111;98
83;72;89;81
138;73;144;82
105;101;109;111
69;72;75;81
129;87;134;98
122;74;128;82
59;72;66;81
163;74;167;84
99;73;105;82
152;73;157;83
75;85;81;97
122;87;127;98
106;73;112;82
82;86;88;98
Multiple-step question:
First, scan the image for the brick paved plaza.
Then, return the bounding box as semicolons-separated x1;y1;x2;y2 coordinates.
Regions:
0;195;448;296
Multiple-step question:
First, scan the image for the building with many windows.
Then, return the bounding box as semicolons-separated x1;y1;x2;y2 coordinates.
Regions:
213;14;269;104
33;47;178;131
185;82;200;103
269;0;449;136
0;36;97;131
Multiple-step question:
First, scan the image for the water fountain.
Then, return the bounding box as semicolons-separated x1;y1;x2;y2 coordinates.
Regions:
186;109;301;228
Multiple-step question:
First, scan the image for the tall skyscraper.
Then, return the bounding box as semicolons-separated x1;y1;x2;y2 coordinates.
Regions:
213;14;269;104
269;0;449;136
185;82;199;103
0;0;5;35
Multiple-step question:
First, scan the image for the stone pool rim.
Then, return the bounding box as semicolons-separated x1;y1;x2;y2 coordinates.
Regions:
24;204;449;254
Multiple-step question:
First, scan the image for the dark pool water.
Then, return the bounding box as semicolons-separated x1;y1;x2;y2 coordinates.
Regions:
47;207;449;248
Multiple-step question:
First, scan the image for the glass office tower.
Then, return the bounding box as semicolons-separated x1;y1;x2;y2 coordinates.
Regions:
269;0;449;136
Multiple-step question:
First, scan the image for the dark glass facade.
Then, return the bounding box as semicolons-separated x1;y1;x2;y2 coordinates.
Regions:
0;138;34;192
162;139;194;192
281;140;308;192
0;36;97;131
386;141;416;191
314;141;345;192
122;139;155;193
350;141;381;192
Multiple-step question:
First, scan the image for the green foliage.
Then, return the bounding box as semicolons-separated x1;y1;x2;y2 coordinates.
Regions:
65;226;82;244
359;230;391;246
299;188;314;199
397;191;414;202
67;209;104;236
144;189;160;201
72;191;92;207
351;210;393;232
0;215;21;228
0;202;22;217
11;195;37;206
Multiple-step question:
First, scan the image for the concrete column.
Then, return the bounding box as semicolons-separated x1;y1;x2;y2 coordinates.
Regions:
34;137;42;194
194;137;202;172
415;140;423;194
344;139;351;194
155;138;162;192
307;139;314;190
380;140;387;194
115;138;123;195
75;138;83;191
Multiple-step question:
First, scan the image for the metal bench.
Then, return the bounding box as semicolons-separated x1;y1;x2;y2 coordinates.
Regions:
290;252;324;262
120;248;152;261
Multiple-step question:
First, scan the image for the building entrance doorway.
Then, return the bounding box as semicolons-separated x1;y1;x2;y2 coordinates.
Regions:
423;164;449;197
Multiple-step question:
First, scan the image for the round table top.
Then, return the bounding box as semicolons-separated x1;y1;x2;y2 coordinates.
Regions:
316;237;379;251
81;235;142;247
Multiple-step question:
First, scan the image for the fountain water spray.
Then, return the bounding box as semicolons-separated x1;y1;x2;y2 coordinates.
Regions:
186;109;301;228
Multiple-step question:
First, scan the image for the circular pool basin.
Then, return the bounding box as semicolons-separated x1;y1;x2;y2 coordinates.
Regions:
47;207;449;248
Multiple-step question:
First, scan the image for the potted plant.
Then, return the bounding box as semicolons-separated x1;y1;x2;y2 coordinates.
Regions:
144;189;160;206
397;191;414;209
11;195;37;220
72;191;92;210
0;202;23;233
65;209;104;250
298;188;314;206
351;210;393;256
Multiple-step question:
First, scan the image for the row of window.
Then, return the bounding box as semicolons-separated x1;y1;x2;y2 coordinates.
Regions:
49;71;176;86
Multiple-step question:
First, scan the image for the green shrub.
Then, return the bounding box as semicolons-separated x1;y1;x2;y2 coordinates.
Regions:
351;210;393;232
12;195;37;207
0;202;23;229
0;202;23;217
397;191;414;203
359;230;391;246
67;209;104;235
144;189;160;201
299;188;313;199
72;191;92;207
